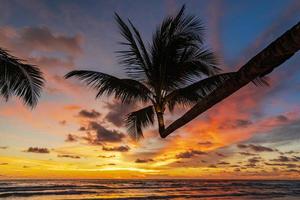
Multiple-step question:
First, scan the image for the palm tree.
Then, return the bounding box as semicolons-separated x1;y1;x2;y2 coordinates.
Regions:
0;48;44;108
65;6;231;140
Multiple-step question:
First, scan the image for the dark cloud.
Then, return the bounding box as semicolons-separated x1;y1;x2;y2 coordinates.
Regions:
24;147;50;154
176;150;206;159
57;154;81;159
104;101;136;127
234;168;241;172
88;121;125;143
78;109;101;119
79;126;86;131
219;119;252;129
218;161;230;165
270;156;300;162
285;151;298;154
0;146;8;149
245;156;262;168
102;145;130;152
237;144;247;149
65;134;78;142
239;152;257;156
82;132;102;146
0;163;8;165
248;157;261;164
276;115;289;122
265;162;298;168
135;158;154;163
237;144;274;152
216;152;226;157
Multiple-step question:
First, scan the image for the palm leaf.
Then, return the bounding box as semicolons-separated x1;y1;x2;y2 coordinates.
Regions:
65;70;152;103
149;5;218;90
115;13;149;80
0;48;44;108
125;105;155;140
165;72;235;111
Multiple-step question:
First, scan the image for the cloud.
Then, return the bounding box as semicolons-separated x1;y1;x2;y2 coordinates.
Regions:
88;121;125;143
270;156;300;162
176;150;206;159
79;127;86;131
265;162;298;168
78;109;101;119
245;156;262;168
239;152;257;156
218;161;230;165
59;120;67;125
98;155;115;158
24;147;50;153
0;146;8;150
276;115;289;122
135;158;154;163
102;145;130;152
219;119;252;130
0;163;8;165
237;144;274;152
248;157;261;164
0;26;83;69
17;26;83;55
216;152;226;157
248;119;300;144
96;163;116;167
65;134;78;142
57;154;81;159
104;101;136;127
198;141;213;147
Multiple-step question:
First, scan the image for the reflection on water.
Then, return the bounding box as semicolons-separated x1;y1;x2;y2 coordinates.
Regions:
0;179;299;199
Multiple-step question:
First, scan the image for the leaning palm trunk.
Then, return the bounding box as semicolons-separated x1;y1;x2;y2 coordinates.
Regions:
160;21;300;138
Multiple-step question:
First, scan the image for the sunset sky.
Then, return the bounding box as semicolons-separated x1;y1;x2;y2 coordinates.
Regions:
1;0;300;179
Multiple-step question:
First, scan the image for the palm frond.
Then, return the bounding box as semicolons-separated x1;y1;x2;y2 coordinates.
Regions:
165;72;235;111
149;5;217;90
0;48;44;108
65;70;152;103
252;76;269;86
115;13;149;80
125;105;155;140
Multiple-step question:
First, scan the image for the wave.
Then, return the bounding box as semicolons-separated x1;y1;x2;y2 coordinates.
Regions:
0;180;299;199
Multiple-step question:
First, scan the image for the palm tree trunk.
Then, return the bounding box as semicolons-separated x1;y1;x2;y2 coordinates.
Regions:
156;111;165;137
160;21;300;138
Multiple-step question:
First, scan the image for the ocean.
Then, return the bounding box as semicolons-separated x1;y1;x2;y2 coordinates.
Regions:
0;179;299;199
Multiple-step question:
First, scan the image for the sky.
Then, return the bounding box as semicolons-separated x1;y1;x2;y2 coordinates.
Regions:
0;0;300;179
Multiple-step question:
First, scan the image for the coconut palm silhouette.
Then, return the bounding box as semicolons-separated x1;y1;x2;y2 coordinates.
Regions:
0;48;44;108
66;5;300;139
65;6;232;139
